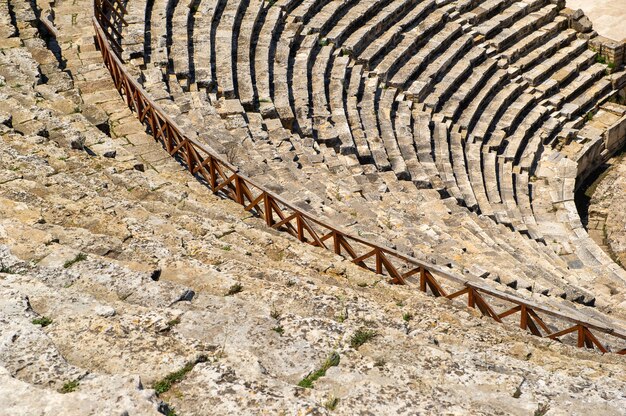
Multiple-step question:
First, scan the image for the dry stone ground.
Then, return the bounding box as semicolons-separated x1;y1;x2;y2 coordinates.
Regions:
0;0;624;414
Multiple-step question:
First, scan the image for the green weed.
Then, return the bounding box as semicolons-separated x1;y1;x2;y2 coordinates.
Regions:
153;362;196;395
32;316;53;327
297;352;340;388
60;380;79;393
63;253;87;268
350;328;378;349
225;283;243;296
324;396;339;410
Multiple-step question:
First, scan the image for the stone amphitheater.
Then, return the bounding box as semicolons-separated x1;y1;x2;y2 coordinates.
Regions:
1;0;626;414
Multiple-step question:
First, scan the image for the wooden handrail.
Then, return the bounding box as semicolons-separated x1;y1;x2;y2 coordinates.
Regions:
92;1;626;354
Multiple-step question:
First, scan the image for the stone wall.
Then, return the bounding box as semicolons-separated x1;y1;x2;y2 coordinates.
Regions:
589;36;626;68
587;152;626;271
575;104;626;187
606;114;626;153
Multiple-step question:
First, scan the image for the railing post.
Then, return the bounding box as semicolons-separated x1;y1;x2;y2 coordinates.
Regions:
161;124;170;152
234;175;244;205
185;142;194;173
263;193;273;226
577;325;585;348
296;212;304;241
375;248;382;275
208;157;217;191
520;305;528;330
333;232;341;255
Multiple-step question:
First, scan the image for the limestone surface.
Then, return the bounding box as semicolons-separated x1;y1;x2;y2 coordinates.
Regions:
566;0;626;41
0;0;625;414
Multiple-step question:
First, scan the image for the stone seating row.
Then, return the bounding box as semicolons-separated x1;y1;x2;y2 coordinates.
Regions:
146;61;602;308
119;0;625;314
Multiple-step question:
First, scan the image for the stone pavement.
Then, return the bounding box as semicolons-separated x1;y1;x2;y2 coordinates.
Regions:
566;0;626;41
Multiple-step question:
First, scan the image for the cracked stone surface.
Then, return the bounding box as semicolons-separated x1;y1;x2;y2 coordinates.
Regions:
0;0;624;414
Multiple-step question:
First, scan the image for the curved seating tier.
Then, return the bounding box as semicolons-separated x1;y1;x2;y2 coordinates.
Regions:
116;0;626;316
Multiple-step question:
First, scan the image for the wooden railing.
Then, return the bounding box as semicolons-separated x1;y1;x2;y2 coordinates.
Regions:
92;0;626;355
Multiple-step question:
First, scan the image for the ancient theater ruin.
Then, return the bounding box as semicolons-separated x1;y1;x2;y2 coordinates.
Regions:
1;0;626;414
